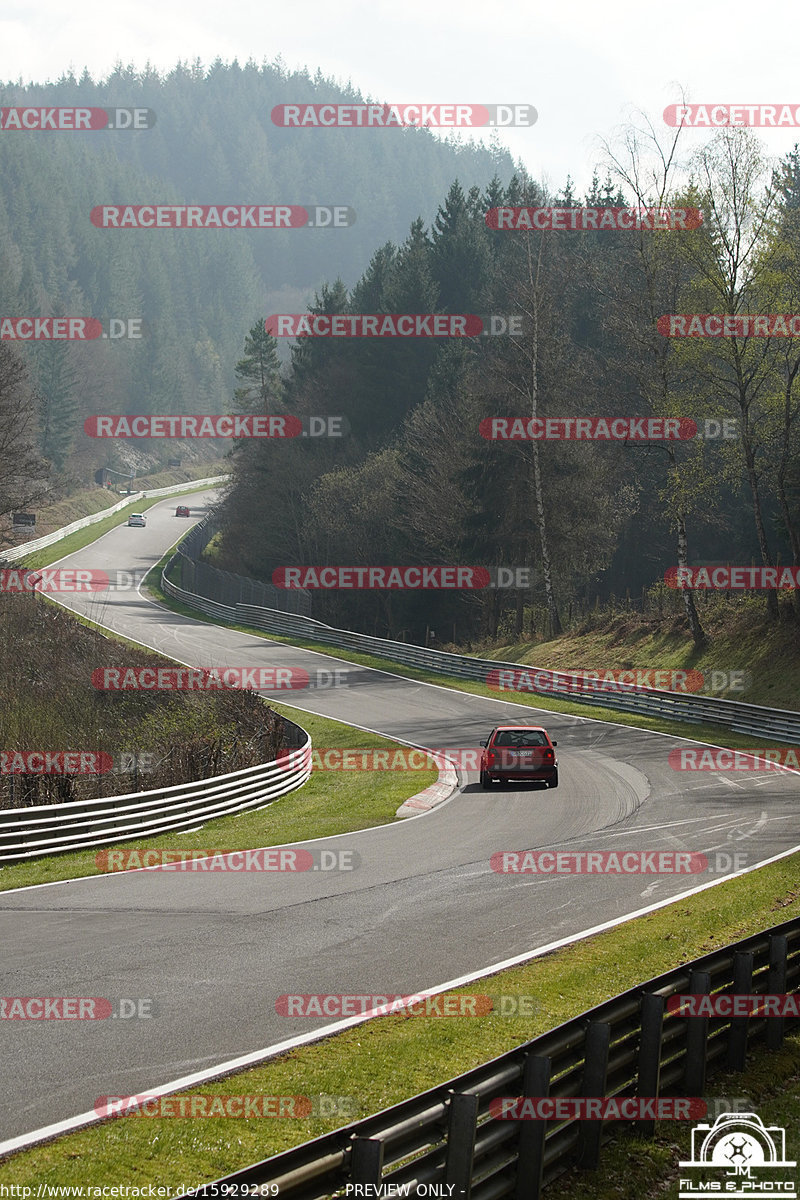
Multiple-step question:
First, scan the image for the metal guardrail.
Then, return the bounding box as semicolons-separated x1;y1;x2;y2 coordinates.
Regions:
161;577;800;745
169;516;312;616
0;473;317;866
1;475;229;562
0;729;311;864
181;917;800;1199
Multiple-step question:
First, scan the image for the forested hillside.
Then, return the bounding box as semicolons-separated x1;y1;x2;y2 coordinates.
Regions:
216;141;800;643
0;60;512;485
2;59;798;647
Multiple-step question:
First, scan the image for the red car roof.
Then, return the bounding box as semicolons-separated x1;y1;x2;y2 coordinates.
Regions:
493;724;548;731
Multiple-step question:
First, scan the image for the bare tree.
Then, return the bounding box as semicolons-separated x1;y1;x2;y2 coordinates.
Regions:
483;197;565;637
598;108;710;647
0;344;50;542
679;128;783;620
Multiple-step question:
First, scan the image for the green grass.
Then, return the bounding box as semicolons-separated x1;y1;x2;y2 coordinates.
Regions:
2;548;797;1190
0;702;438;892
480;600;800;711
545;1038;800;1199
16;480;224;572
29;466;224;529
0;543;439;894
1;849;798;1188
144;578;797;758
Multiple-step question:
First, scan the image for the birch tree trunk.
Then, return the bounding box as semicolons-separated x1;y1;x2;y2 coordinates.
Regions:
526;238;563;636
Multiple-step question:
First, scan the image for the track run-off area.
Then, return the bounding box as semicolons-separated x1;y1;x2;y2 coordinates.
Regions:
1;489;798;1150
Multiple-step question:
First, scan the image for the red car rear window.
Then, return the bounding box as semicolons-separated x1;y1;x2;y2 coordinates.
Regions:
493;730;548;747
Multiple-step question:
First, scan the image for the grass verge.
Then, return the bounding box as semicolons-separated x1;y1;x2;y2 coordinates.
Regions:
2;559;796;1190
473;600;800;712
15;481;224;572
545;1037;800;1199
0;700;438;892
145;577;795;759
13;466;226;536
1;850;798;1188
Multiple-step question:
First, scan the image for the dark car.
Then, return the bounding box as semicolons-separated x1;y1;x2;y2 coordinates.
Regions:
175;505;191;517
479;725;558;789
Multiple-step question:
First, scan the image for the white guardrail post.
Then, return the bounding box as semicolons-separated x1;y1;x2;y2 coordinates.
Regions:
0;476;315;866
1;475;229;562
0;736;312;864
160;573;800;746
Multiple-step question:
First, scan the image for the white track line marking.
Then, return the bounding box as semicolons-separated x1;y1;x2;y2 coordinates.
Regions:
4;507;800;1155
4;834;800;1160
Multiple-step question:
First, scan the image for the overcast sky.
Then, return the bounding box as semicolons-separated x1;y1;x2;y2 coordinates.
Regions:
2;0;800;193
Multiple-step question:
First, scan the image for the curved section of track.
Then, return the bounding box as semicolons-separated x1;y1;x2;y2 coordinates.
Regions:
1;490;797;1144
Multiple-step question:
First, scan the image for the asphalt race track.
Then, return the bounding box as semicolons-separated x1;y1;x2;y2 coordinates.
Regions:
1;490;798;1146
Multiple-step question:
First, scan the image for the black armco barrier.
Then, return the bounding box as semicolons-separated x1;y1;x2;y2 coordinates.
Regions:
179;918;800;1199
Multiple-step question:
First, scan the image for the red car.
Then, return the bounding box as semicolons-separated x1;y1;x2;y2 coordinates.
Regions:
175;505;191;517
479;725;558;789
